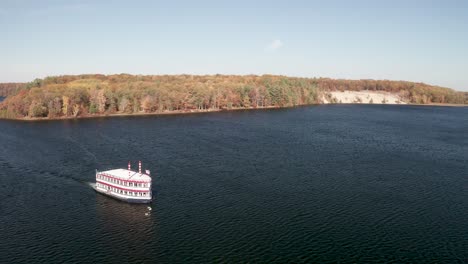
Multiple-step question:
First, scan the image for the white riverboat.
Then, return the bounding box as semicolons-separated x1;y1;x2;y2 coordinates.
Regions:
94;161;152;203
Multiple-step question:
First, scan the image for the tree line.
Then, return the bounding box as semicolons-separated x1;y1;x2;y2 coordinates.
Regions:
0;83;25;97
0;74;466;119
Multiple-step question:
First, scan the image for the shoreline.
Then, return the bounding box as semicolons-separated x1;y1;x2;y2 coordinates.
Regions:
0;103;466;122
0;105;283;122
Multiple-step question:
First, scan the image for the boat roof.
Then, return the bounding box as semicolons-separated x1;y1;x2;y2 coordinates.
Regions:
100;168;152;182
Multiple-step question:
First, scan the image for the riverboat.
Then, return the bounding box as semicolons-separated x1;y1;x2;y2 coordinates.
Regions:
94;161;152;203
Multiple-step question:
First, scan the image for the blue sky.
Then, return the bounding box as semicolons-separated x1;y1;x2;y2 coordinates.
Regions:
1;0;468;90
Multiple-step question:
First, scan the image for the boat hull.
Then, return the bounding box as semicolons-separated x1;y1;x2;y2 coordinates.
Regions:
93;185;152;204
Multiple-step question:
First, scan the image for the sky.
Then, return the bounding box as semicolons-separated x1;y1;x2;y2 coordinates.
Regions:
1;0;468;90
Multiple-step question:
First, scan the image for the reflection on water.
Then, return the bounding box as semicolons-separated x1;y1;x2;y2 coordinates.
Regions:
95;194;156;261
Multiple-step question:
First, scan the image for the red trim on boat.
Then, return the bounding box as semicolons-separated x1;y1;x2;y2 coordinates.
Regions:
97;172;150;183
96;180;150;193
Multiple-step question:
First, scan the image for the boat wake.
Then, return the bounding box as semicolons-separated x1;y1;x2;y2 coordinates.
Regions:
86;182;96;190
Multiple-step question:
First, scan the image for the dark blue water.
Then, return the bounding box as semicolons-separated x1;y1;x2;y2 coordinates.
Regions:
0;96;4;102
1;105;467;263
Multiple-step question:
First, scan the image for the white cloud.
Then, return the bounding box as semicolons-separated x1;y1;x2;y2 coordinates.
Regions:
265;39;283;52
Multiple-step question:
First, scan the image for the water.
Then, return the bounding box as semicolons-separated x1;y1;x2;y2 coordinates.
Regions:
0;105;467;263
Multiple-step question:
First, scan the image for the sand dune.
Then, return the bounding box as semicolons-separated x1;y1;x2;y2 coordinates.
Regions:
323;91;406;104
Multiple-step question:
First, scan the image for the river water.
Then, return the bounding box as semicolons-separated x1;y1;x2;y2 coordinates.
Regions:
0;105;467;263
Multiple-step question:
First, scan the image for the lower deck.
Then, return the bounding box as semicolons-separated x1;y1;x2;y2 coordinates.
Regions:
94;185;152;204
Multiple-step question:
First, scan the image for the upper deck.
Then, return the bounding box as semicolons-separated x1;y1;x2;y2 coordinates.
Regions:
99;168;152;183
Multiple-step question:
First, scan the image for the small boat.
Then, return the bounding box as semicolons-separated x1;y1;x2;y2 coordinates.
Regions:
94;161;152;204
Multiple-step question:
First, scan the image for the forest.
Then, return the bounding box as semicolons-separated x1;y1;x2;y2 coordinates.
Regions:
0;83;24;97
0;74;466;119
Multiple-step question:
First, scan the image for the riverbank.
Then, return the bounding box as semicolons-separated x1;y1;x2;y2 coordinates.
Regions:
1;102;467;122
0;105;283;121
1;75;467;120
